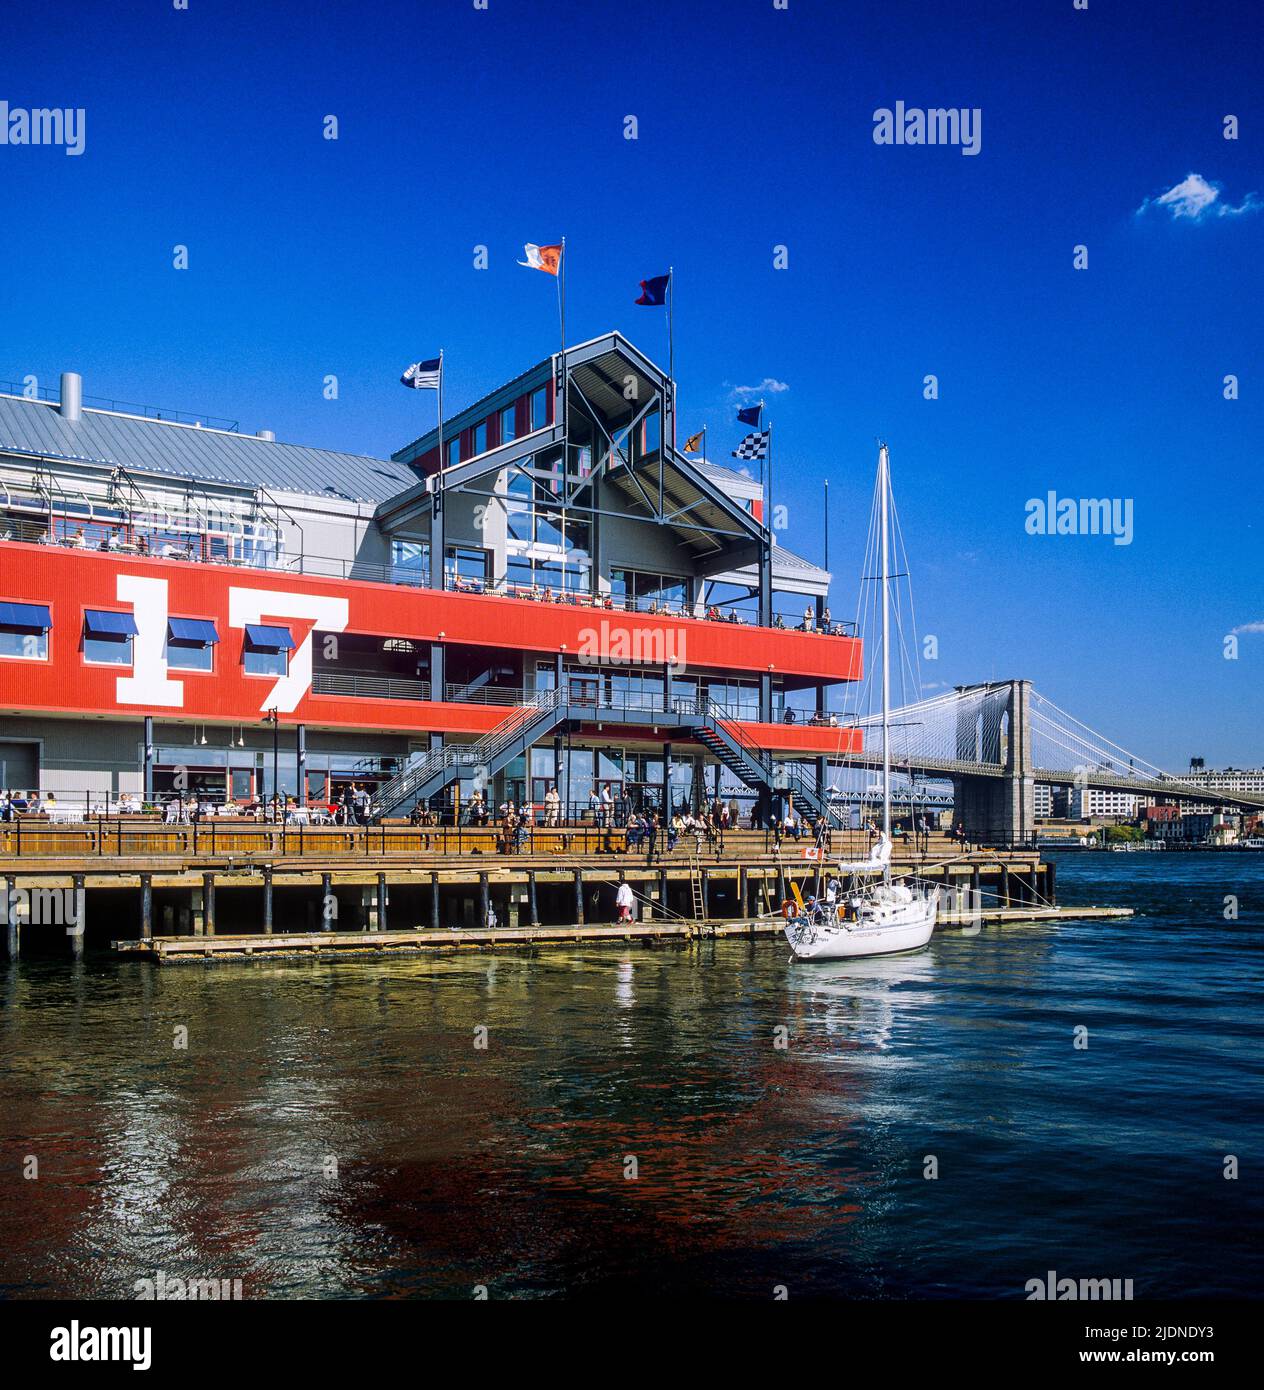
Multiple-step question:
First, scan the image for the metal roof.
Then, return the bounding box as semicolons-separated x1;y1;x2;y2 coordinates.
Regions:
0;394;419;504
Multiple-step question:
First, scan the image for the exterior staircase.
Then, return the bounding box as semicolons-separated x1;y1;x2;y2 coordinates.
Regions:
373;689;568;820
689;701;843;826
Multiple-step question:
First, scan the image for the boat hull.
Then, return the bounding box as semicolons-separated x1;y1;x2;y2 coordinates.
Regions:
784;891;939;960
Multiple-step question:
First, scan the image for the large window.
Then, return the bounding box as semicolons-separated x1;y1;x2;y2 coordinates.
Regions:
0;601;50;660
165;617;218;673
531;386;549;429
500;405;516;444
445;544;490;591
641;410;661;457
391;540;429;584
610;568;687;613
83;609;137;666
243;623;294;677
472;421;488;455
446;438;460;468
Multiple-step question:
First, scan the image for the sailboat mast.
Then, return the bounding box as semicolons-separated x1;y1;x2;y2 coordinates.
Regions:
879;444;892;858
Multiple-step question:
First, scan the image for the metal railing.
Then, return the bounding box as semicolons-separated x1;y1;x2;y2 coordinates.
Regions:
0;511;854;640
312;671;432;701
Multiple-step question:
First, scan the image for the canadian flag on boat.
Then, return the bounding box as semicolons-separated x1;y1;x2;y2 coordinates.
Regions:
800;847;823;860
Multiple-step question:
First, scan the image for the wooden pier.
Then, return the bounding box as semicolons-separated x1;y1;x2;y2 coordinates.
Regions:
0;820;1079;960
113;903;1132;964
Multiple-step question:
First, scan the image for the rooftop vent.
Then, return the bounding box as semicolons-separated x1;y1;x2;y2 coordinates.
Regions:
59;372;82;423
256;429;275;442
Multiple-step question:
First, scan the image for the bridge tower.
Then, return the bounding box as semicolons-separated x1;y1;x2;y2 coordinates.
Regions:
951;680;1035;846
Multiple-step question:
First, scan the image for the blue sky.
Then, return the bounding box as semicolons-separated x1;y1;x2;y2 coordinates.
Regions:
2;0;1260;767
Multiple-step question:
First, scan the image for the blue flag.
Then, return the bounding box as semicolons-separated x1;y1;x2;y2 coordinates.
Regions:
635;274;670;306
737;403;762;427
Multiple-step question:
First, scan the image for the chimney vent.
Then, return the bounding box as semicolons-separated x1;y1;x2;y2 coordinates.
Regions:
59;372;82;423
256;429;275;442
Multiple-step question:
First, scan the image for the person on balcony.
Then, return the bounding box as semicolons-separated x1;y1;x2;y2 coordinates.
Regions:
544;783;560;826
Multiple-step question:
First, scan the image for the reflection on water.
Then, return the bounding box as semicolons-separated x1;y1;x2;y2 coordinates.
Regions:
1;854;1262;1299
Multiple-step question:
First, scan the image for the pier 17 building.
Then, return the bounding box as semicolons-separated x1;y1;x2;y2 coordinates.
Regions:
0;334;861;822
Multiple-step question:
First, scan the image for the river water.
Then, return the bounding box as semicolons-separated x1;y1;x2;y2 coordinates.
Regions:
1;853;1260;1300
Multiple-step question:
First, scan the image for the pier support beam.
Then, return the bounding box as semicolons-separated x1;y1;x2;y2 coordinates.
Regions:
140;873;153;940
71;873;85;957
430;872;440;931
262;867;273;935
527;870;539;926
320;873;332;932
6;874;19;959
659;868;669;920
480;872;490;929
574;869;584;925
204;873;216;936
377;873;388;933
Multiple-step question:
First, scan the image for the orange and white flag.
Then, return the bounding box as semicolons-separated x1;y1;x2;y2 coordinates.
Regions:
518;242;562;275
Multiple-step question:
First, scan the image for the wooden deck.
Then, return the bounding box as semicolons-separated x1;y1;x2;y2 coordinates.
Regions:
115;905;1132;963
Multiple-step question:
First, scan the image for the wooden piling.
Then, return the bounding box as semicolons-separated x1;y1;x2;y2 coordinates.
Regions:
574;869;585;926
262;866;273;935
527;869;539;926
377;872;388;933
430;871;440;931
5;874;18;959
479;872;490;929
140;873;153;940
320;872;331;932
204;872;216;936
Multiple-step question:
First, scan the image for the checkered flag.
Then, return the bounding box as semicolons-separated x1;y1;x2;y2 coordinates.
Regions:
732;429;770;460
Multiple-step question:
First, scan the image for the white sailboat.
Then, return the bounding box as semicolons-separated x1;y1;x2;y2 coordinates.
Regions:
784;444;940;961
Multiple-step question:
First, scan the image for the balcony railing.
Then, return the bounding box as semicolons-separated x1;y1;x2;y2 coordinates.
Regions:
0;508;856;638
311;671;432;701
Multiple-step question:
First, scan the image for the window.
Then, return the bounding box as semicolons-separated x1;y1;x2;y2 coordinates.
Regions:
473;421;488;455
531;386;549;429
641;410;661;456
444;545;490;591
83;608;137;666
391;540;429;584
500;405;516;444
0;601;51;660
446;438;460;468
165;617;218;673
243;623;294;677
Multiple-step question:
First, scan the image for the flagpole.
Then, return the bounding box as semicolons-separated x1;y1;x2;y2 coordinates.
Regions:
436;349;445;588
559;238;567;595
667;264;675;447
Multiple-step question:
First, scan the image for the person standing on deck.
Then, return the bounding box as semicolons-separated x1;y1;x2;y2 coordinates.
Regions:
615;877;635;924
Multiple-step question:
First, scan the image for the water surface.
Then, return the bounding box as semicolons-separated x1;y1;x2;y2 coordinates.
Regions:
1;853;1260;1299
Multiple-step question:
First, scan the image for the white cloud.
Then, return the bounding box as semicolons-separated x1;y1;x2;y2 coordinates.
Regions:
1231;620;1264;635
731;378;789;398
1136;172;1261;221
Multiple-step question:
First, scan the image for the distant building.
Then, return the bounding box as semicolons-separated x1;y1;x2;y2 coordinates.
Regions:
1160;767;1264;815
1069;787;1140;820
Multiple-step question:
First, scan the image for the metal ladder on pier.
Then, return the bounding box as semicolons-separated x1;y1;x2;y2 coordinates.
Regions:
688;849;706;921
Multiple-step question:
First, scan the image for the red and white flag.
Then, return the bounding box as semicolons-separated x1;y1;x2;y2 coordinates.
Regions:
518;242;562;276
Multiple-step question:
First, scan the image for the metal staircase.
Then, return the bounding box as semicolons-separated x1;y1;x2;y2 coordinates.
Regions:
690;701;842;826
372;689;568;819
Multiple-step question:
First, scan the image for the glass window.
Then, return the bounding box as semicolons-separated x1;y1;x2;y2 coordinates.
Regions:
230;769;253;801
446;438;460;468
500;405;516;443
391;539;429;583
166;639;213;672
244;647;287;677
84;633;132;665
531;386;549;429
0;626;47;660
445;545;490;590
473;421;488;455
642;410;661;456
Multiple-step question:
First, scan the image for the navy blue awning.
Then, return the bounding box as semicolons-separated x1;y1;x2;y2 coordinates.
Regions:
84;609;139;637
244;623;295;651
168;617;220;644
0;601;51;630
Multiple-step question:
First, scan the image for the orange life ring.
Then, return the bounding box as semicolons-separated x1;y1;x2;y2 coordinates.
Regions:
781;899;796;919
